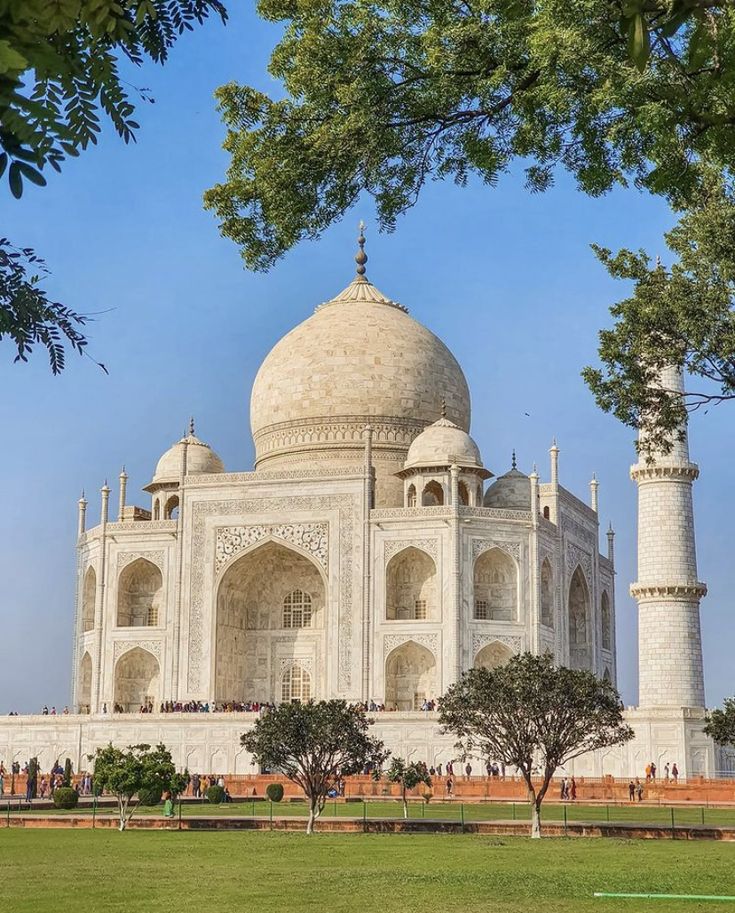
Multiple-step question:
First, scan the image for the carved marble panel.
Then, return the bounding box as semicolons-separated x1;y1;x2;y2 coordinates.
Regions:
383;633;438;657
116;550;165;572
384;538;439;563
565;542;593;582
471;539;522;563
113;640;162;663
471;633;523;656
215;523;328;574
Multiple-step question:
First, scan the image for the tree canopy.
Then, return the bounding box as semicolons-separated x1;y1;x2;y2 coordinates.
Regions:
584;169;735;453
0;239;90;373
205;0;735;271
439;653;633;837
384;757;432;818
91;742;188;830
1;0;227;196
1;0;226;372
241;701;388;833
704;696;735;746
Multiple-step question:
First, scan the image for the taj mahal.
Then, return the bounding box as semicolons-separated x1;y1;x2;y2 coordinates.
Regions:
0;230;723;778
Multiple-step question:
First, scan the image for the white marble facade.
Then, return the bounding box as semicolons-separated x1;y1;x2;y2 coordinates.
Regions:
69;258;616;719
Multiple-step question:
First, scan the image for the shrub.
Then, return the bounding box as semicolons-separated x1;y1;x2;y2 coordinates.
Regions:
137;786;162;807
63;758;73;788
266;783;284;802
422;790;433;803
206;785;226;804
53;787;78;809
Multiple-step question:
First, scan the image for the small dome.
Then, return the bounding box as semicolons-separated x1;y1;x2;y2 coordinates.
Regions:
483;467;531;510
148;426;224;487
404;416;483;470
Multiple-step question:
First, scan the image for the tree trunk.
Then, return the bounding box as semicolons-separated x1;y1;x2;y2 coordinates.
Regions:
402;786;408;819
306;798;320;835
118;798;127;832
531;800;542;839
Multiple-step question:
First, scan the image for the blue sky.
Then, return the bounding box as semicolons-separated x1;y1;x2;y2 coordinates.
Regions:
1;6;732;712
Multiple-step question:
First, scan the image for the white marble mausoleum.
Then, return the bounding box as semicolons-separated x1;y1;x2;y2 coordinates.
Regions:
0;231;722;778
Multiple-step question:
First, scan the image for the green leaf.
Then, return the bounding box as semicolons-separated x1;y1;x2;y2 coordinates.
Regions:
0;40;28;75
628;13;651;72
8;161;23;198
0;153;7;180
15;161;46;187
688;18;711;70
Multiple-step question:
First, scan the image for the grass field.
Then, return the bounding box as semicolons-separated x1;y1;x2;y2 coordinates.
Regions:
1;830;734;912
15;797;735;828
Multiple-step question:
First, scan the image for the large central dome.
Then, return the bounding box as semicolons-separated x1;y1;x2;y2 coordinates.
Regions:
250;233;471;505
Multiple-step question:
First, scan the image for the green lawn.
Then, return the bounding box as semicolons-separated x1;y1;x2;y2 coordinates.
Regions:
15;798;735;828
1;830;734;912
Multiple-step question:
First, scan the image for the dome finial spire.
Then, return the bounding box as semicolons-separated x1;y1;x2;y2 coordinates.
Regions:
512;449;517;470
355;220;368;281
189;416;195;437
440;398;447;419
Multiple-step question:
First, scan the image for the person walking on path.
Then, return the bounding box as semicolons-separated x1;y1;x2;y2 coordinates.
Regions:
464;762;472;781
636;779;644;802
672;763;679;782
446;777;453;797
664;763;670;780
650;761;657;780
570;777;577;801
628;780;635;802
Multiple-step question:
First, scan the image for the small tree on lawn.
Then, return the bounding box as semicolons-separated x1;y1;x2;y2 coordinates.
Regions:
91;743;188;831
704;698;735;748
439;653;633;838
241;701;388;834
385;758;431;819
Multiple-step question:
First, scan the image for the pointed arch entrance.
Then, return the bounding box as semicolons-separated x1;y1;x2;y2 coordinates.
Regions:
568;566;592;670
385;641;436;710
474;641;514;670
113;647;160;712
78;652;92;712
215;540;325;703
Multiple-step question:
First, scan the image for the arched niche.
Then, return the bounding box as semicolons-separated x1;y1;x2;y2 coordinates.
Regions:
568;566;592;670
116;558;163;627
164;495;179;520
540;558;554;628
153;499;161;520
457;481;469;505
473;548;517;621
601;591;612;651
385;641;436;711
474;641;514;670
215;541;325;703
78;652;92;711
406;483;417;508
82;566;96;632
422;480;444;506
113;647;160;712
385;547;437;621
281;662;312;703
603;666;612;683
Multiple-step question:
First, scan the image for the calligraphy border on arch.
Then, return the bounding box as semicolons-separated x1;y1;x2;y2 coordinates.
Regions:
187;495;357;693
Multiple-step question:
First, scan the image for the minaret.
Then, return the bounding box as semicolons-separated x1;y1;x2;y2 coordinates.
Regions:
630;366;706;708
